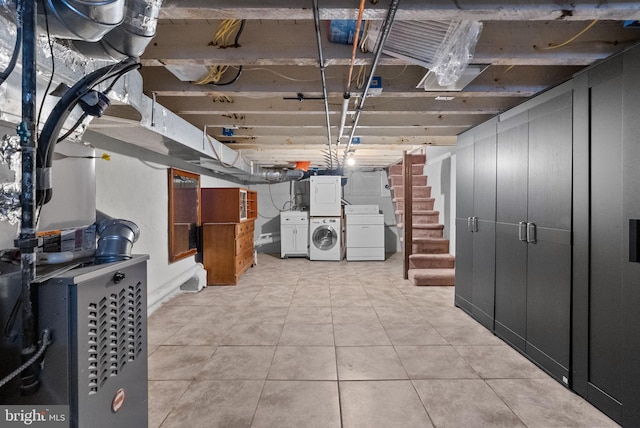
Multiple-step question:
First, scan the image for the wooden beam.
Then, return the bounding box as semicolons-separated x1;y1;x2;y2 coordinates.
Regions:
158;0;640;21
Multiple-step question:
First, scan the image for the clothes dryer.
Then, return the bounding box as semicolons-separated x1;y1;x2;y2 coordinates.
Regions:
309;176;342;216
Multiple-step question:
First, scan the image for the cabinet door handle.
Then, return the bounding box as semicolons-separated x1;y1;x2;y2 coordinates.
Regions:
467;217;473;232
518;221;527;242
527;222;537;243
473;216;479;233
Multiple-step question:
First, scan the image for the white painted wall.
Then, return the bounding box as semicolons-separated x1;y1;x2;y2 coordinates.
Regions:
424;146;457;255
95;152;234;313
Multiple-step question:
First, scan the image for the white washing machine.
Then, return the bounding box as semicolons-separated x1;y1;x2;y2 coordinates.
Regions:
309;217;342;261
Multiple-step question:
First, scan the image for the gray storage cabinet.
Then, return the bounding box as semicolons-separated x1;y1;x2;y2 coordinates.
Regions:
455;119;497;330
458;44;640;427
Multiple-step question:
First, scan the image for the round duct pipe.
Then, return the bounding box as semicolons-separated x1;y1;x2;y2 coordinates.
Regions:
72;0;162;60
258;169;305;182
95;211;140;264
39;0;125;42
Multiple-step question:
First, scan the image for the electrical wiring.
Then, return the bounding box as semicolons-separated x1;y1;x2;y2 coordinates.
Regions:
379;64;408;80
195;19;247;85
37;57;141;206
359;20;372;53
240;67;320;82
55;62;139;144
355;65;367;90
541;20;598;50
193;65;230;85
214;66;243;86
36;4;55;139
137;158;167;170
203;131;241;168
214;95;234;103
0;3;21;86
210;19;243;48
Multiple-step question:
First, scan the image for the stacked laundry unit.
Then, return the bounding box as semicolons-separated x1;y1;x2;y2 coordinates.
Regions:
308;176;343;261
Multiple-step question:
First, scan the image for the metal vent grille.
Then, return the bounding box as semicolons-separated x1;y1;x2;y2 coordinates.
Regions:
366;20;451;68
87;281;144;394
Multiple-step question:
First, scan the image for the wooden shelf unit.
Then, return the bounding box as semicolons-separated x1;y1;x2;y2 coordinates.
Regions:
201;187;258;223
201;188;257;285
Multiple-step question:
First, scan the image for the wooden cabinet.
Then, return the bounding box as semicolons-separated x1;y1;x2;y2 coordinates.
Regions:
202;221;255;285
201;188;258;223
201;187;257;285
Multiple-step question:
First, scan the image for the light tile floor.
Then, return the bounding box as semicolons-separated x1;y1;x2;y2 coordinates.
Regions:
148;253;618;428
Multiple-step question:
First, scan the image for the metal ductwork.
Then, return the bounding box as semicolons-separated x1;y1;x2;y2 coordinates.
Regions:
72;0;162;60
95;211;140;264
257;169;305;182
39;0;125;42
39;0;162;61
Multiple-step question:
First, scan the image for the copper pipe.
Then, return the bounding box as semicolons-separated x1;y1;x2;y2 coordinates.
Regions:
345;0;366;93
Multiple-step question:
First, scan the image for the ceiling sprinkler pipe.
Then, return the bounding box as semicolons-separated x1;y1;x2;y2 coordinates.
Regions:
312;0;334;170
342;0;399;166
336;93;351;143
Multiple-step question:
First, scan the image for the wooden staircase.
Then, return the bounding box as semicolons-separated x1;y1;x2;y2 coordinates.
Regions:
389;153;455;286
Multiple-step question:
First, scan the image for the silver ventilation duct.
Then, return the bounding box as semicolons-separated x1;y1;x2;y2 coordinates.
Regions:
72;0;162;60
39;0;125;42
95;211;140;263
257;169;305;182
39;0;162;60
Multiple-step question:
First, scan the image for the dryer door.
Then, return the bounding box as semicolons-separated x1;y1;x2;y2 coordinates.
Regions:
312;225;338;251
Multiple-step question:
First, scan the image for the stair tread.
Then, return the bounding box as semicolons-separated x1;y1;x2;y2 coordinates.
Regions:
388;173;427;178
409;268;455;276
412;237;449;242
395;209;439;214
410;253;455;260
408;268;455;286
398;223;444;229
393;197;435;202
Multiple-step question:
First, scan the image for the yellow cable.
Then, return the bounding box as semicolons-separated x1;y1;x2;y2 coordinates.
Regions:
211;19;241;47
542;19;598;50
193;65;229;85
355;65;366;90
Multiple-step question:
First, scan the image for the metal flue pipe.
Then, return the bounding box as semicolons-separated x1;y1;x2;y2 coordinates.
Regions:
342;0;400;167
312;0;334;170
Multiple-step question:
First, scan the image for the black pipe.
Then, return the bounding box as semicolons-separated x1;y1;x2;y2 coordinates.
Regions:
0;7;22;86
16;0;41;395
36;57;140;205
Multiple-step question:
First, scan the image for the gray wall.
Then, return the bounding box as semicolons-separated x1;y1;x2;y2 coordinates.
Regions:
251;169;400;254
